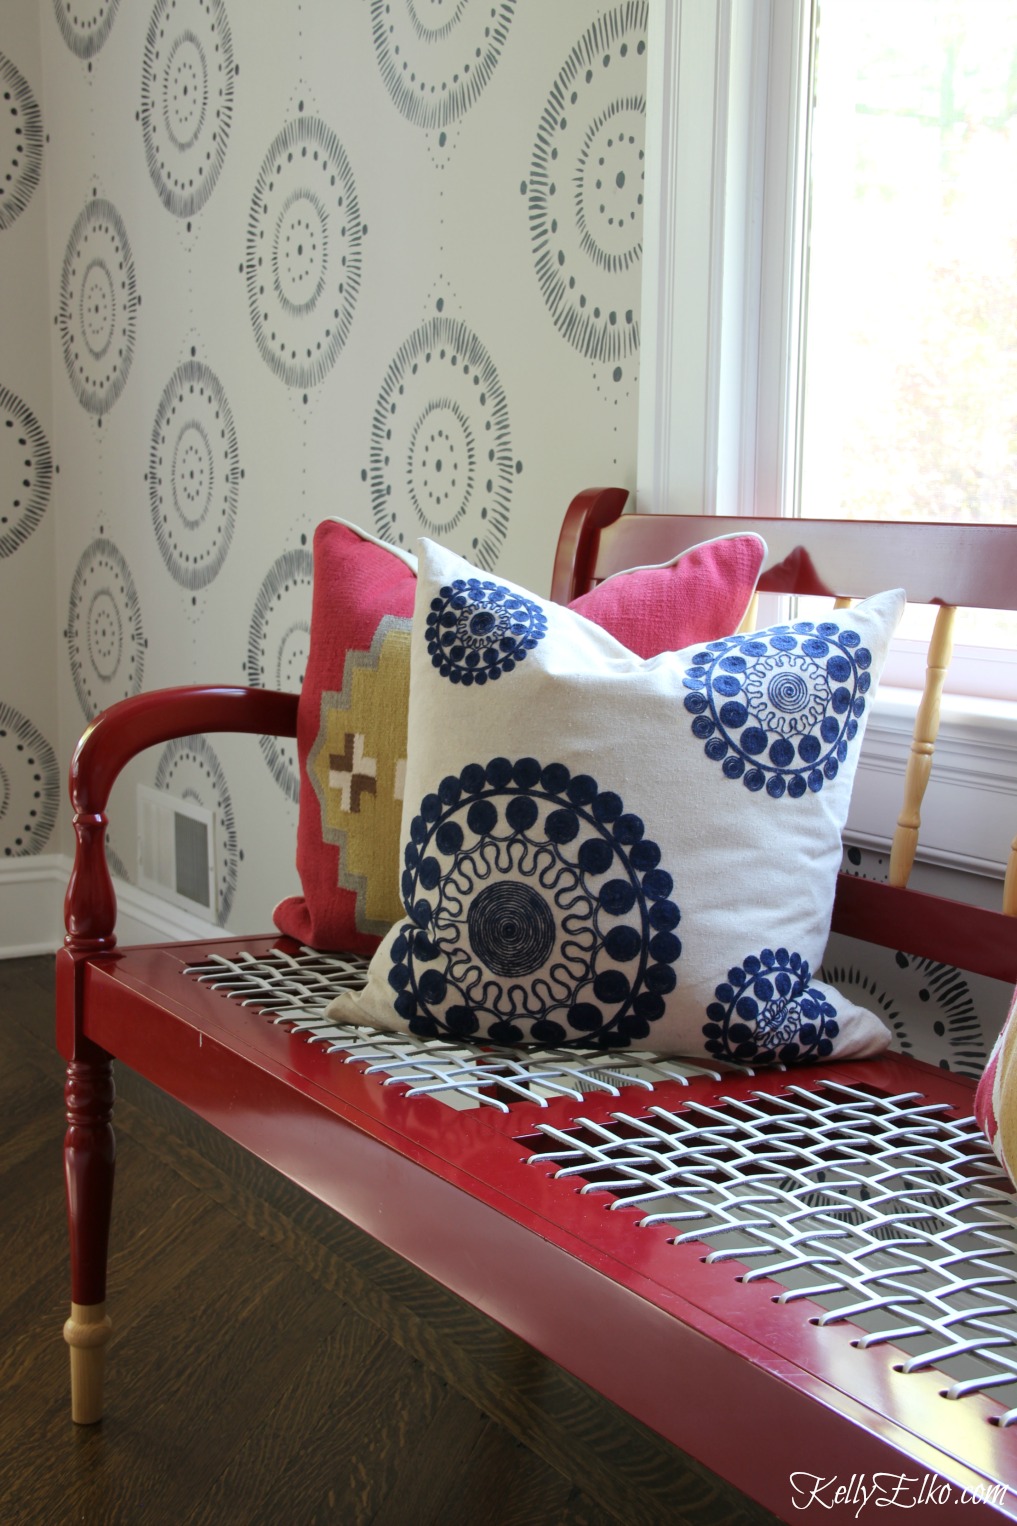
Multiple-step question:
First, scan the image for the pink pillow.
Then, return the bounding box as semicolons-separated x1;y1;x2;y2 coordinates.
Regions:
274;521;767;952
975;984;1017;1180
570;533;766;658
274;522;417;954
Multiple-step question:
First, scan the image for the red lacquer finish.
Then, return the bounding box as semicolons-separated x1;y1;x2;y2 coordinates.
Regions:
59;687;297;1322
548;485;630;603
559;500;1017;610
63;1055;116;1307
833;873;1017;985
64;686;298;951
55;494;1017;1520
75;945;1017;1520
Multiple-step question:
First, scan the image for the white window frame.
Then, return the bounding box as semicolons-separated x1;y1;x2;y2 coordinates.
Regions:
636;0;1017;888
637;0;810;522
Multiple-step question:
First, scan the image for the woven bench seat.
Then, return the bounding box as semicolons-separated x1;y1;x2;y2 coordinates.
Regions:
56;490;1017;1522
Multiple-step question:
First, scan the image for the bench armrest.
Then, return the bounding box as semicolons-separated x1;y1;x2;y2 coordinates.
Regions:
65;686;298;952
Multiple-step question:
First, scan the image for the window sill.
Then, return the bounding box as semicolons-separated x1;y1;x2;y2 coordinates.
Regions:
847;686;1017;892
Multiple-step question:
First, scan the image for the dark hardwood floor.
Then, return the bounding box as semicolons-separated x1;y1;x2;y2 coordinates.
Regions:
0;955;773;1526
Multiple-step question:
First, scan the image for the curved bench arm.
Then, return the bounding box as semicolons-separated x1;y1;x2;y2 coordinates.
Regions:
65;686;299;953
549;486;629;603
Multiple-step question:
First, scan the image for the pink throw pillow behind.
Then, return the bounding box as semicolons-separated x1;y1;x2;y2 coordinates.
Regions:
570;533;767;658
274;521;767;952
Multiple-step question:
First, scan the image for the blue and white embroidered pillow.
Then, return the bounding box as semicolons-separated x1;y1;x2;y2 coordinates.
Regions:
328;539;905;1062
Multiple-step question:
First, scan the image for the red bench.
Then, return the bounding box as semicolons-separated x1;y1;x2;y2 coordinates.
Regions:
58;489;1017;1521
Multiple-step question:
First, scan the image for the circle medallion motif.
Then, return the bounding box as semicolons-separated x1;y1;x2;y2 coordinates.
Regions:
390;757;682;1048
682;621;873;797
369;314;513;568
140;0;236;218
0;55;44;231
67;538;145;719
0;388;52;558
245;116;363;390
58;199;138;416
148;360;239;588
523;2;647;369
0;703;59;858
371;0;515;131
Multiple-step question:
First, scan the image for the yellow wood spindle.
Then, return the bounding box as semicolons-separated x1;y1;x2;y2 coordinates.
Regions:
889;604;956;889
737;592;759;635
833;596;852;610
1004;833;1017;919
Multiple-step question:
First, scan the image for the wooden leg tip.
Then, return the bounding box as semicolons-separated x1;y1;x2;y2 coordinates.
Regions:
64;1302;111;1425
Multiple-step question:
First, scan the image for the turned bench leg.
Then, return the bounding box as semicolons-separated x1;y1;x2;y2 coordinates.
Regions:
63;1054;116;1424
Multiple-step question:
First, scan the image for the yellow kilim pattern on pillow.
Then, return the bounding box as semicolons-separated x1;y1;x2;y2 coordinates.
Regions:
309;617;411;935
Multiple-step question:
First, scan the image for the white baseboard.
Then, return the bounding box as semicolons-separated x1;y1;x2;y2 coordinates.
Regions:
0;856;66;957
0;855;224;960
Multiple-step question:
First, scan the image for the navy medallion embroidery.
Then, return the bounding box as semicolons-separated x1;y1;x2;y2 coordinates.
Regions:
389;757;681;1048
704;949;838;1066
682;621;872;796
425;578;547;685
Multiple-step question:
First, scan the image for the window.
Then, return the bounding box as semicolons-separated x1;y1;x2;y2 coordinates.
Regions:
638;0;1016;698
799;0;1017;692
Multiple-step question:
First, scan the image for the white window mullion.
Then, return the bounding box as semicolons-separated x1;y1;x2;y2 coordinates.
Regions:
637;0;731;517
748;0;813;522
637;0;812;520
